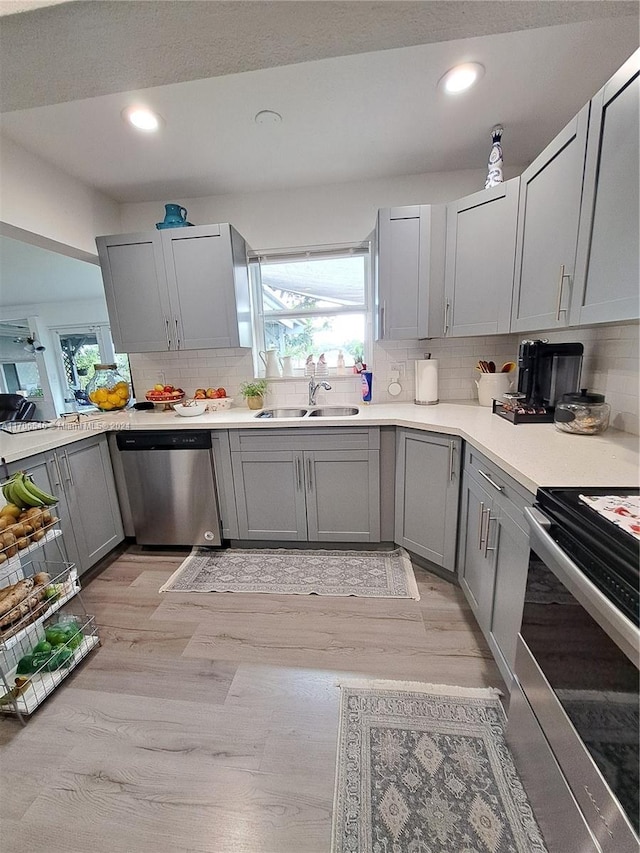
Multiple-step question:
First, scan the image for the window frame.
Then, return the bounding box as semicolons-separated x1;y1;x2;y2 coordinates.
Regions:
249;241;373;377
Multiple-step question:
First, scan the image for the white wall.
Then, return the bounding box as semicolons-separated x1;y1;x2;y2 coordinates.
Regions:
0;134;121;258
120;166;522;249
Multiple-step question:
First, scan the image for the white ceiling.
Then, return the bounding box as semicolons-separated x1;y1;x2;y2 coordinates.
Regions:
0;235;104;307
1;16;637;203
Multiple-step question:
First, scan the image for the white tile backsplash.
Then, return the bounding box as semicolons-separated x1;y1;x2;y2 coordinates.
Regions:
129;322;639;434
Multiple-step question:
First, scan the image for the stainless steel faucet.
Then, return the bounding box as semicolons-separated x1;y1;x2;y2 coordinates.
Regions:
308;378;332;406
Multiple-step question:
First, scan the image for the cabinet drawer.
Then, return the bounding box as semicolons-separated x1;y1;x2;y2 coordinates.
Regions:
229;427;379;453
464;444;533;522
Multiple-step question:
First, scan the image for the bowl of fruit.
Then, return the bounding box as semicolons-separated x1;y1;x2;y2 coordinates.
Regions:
145;384;185;410
194;387;232;411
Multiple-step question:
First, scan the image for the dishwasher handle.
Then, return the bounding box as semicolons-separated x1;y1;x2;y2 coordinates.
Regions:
116;431;212;451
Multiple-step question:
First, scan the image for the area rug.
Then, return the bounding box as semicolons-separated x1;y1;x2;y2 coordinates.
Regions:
158;547;420;599
331;680;548;853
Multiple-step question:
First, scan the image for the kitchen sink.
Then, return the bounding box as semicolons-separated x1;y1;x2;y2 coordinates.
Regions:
307;406;360;417
254;407;308;418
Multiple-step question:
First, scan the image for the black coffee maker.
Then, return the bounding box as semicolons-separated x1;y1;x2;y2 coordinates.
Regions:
494;340;584;424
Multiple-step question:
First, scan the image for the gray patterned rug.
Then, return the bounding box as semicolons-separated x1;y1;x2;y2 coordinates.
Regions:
332;681;548;853
159;548;420;599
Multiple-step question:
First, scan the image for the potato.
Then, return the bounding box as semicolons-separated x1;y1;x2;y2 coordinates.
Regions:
16;537;30;550
25;508;43;529
0;531;17;558
22;524;34;537
41;509;52;525
30;530;46;543
9;523;27;538
0;517;12;532
32;571;50;584
0;553;7;565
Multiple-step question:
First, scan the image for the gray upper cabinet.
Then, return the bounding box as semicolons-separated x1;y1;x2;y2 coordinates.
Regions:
571;49;640;326
444;179;519;337
394;429;460;571
375;205;446;340
511;104;590;332
97;223;252;353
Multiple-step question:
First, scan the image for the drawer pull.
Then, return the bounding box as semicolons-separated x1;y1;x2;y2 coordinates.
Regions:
478;502;486;550
484;512;496;556
478;469;504;492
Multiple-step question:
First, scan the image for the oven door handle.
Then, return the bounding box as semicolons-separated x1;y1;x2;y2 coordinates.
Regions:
524;506;639;666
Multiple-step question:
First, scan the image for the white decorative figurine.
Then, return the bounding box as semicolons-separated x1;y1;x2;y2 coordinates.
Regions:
485;125;504;189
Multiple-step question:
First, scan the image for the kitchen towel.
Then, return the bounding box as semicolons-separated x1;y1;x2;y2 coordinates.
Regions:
415;359;438;405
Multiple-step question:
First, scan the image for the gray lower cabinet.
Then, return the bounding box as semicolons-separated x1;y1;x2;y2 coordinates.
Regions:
230;429;380;542
458;446;533;686
511;104;590;332
394;429;460;571
571;49;639;326
97;223;252;353
7;435;124;575
375;205;446;340
444;179;519;337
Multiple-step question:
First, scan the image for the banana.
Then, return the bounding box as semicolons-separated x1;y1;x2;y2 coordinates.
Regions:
19;474;57;507
3;480;19;507
7;475;38;509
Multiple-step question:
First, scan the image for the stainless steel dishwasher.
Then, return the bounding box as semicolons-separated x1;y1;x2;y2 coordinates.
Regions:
115;431;221;547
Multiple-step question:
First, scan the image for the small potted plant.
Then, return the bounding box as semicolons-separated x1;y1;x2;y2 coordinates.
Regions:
239;379;268;410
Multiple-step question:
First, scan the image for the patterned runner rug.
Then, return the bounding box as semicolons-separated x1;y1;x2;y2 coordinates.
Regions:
332;681;548;853
159;547;419;599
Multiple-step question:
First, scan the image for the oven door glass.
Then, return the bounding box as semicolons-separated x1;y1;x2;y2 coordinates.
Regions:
521;553;639;834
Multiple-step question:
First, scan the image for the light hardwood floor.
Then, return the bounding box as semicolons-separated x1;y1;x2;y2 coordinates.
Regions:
0;549;503;853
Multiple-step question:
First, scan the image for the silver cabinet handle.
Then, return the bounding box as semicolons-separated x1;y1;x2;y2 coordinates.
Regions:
555;264;570;321
164;318;171;350
478;469;504;492
175;318;181;350
295;456;302;491
380;302;386;339
52;454;64;491
484;512;496;556
448;441;455;481
477;501;486;550
444;299;451;335
60;451;73;487
306;457;313;492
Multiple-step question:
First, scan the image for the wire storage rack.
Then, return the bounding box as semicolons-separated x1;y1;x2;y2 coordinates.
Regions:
0;474;100;722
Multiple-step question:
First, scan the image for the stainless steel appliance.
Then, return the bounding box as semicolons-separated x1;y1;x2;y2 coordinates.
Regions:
116;431;221;547
494;340;584;424
507;486;639;853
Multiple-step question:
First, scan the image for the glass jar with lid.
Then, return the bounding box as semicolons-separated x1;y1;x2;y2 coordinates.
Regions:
554;389;610;435
86;364;131;411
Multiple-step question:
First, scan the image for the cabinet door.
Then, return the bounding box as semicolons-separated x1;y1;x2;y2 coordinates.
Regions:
458;473;495;631
96;232;173;352
7;452;80;570
305;450;380;542
444;179;519;336
394;430;460;571
376;206;446;340
231;451;307;540
572;51;640;326
162;224;244;350
511;105;590;331
58;436;124;574
487;504;529;684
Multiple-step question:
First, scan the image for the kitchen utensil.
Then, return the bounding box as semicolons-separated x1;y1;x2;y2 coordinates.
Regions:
554;389;610;434
476;372;513;407
488;361;496;373
259;349;281;378
501;362;516;373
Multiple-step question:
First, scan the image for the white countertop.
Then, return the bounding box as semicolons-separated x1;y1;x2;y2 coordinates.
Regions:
1;402;638;494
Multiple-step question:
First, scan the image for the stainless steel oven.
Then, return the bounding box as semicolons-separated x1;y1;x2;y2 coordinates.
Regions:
507;487;639;853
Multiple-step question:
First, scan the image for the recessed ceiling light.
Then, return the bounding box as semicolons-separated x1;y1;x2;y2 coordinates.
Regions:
438;62;485;95
122;105;163;132
254;110;283;125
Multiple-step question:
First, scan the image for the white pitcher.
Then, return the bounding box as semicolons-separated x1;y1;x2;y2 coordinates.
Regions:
259;349;281;378
280;355;294;377
475;373;513;407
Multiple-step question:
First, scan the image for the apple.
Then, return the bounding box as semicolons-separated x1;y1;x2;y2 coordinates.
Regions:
205;388;217;399
195;388;206;396
194;392;206;400
163;384;175;393
216;387;227;398
154;384;164;392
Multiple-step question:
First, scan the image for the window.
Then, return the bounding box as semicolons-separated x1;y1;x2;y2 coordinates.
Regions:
53;325;131;408
250;243;371;375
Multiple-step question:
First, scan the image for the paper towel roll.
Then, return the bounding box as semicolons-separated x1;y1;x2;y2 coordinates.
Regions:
415;359;439;405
